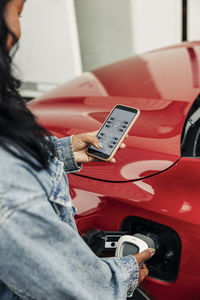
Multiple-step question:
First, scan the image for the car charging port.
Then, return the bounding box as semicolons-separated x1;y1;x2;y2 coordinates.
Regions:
120;216;182;282
82;217;181;283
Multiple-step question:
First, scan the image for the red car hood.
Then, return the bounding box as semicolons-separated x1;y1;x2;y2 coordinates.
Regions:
29;42;200;182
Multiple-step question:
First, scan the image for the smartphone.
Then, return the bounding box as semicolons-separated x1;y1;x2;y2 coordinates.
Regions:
87;105;140;161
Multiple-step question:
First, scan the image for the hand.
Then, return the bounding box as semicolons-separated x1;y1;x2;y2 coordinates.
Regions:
71;131;127;164
134;248;155;286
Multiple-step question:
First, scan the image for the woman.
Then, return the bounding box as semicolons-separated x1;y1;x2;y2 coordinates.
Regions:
0;0;155;299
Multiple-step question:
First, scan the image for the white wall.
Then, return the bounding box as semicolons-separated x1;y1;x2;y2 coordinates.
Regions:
15;0;200;97
188;0;200;41
74;0;133;71
131;0;182;54
14;0;82;92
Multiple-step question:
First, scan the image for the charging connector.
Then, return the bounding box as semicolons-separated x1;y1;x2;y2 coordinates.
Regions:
115;233;155;258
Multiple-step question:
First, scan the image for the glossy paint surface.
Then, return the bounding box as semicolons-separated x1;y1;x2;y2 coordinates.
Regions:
29;96;188;181
29;42;200;300
29;42;200;181
69;156;200;300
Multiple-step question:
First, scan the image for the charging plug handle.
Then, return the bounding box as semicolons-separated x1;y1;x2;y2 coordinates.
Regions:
134;233;155;249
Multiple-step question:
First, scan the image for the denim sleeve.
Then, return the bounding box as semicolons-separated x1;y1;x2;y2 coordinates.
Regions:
118;256;139;297
0;198;139;300
50;135;82;173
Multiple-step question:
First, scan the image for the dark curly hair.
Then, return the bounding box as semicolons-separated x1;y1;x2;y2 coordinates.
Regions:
0;0;55;170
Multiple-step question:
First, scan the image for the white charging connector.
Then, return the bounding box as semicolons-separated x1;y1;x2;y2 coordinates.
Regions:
115;233;155;258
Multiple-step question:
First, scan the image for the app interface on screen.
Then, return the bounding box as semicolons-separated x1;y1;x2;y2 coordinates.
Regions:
90;108;136;156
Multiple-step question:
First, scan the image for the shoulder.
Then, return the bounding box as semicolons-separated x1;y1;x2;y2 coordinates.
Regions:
0;146;40;185
0;146;48;220
0;145;26;178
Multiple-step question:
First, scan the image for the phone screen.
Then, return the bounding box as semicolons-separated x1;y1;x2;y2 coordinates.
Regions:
88;105;138;159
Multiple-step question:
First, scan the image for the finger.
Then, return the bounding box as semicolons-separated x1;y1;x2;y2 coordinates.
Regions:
105;157;116;163
139;269;148;284
119;143;126;149
141;263;147;270
141;264;149;277
134;248;155;265
82;134;102;149
87;155;97;162
109;158;116;163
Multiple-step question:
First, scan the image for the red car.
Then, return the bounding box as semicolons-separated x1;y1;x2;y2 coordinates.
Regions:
29;41;200;300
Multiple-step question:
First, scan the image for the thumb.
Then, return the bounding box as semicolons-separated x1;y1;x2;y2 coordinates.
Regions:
134;248;155;265
74;133;102;149
85;135;102;149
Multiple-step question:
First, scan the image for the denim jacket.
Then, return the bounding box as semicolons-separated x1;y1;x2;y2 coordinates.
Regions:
0;136;139;300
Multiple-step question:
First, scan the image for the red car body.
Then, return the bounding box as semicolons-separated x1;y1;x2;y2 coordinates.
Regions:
29;41;200;300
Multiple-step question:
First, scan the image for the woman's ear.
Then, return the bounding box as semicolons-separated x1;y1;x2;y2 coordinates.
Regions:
4;0;24;51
